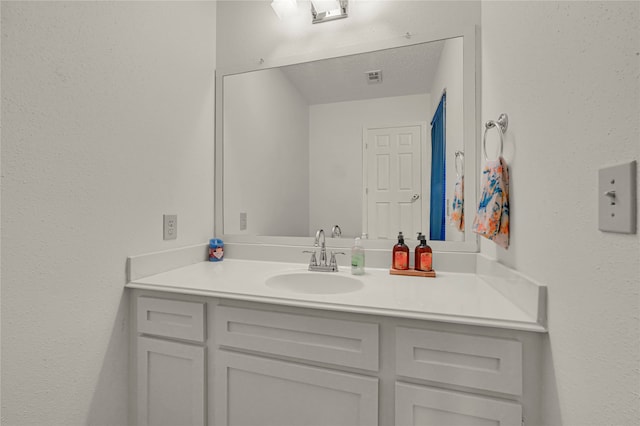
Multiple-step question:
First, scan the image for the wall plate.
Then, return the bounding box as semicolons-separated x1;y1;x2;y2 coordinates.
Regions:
598;161;637;234
163;214;178;240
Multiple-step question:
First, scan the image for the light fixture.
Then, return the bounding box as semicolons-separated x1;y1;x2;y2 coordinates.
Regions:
311;0;348;24
271;0;298;20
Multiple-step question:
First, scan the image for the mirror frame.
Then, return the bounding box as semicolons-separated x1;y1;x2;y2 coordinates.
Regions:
215;26;479;252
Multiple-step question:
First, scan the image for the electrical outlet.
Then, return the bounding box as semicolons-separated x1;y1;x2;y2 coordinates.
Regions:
163;214;177;240
598;161;637;234
240;212;247;231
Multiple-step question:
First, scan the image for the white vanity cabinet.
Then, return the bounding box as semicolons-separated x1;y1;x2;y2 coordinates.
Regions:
134;297;207;426
129;291;542;426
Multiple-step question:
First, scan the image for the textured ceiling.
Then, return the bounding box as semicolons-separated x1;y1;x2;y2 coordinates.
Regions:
280;39;446;105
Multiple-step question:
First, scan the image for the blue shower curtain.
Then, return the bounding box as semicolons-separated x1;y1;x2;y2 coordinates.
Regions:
430;94;446;241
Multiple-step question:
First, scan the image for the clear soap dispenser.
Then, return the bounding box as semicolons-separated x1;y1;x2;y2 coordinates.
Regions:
351;237;365;275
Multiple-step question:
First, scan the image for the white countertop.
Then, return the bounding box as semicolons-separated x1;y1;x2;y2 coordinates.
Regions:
126;259;547;332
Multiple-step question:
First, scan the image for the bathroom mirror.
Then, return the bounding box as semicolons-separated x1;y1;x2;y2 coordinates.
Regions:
215;27;478;251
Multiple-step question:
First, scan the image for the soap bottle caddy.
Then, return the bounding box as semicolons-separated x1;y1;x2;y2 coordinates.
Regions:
389;231;436;278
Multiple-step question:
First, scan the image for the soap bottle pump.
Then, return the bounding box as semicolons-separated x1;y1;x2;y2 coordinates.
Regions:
415;232;433;272
392;232;410;270
351;237;365;275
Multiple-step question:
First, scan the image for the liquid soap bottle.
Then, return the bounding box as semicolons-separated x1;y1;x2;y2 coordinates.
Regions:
415;232;433;272
351;237;365;275
392;232;410;270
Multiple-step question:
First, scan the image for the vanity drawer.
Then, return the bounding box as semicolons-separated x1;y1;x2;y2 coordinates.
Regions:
137;297;206;343
215;305;379;371
395;327;522;395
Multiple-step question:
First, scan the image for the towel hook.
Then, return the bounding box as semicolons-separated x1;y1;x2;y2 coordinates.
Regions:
483;113;508;162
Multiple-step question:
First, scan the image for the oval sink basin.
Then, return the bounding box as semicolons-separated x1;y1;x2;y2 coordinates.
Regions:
265;272;363;295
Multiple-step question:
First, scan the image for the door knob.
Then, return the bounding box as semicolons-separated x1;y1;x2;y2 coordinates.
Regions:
411;194;420;202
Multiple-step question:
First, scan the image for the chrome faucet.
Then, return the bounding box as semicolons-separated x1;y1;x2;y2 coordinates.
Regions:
331;225;342;238
303;228;344;272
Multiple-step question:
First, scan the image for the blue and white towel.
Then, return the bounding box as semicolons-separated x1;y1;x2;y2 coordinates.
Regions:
472;156;509;249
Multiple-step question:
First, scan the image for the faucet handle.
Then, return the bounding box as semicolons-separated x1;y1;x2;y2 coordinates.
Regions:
303;250;317;266
329;251;346;268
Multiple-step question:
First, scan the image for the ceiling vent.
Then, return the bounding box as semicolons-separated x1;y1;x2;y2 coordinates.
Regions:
366;70;382;84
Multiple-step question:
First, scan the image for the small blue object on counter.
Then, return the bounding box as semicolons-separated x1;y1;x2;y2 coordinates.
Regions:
209;239;224;262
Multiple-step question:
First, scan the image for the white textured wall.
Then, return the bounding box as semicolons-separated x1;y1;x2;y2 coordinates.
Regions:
0;3;3;421
430;37;464;241
309;94;430;238
481;1;640;425
1;2;216;425
223;68;309;236
216;1;481;70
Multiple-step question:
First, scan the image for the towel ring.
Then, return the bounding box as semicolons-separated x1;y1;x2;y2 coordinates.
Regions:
455;151;464;177
483;113;508;161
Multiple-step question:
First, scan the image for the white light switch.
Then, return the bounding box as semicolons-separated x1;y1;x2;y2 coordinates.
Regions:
598;161;637;234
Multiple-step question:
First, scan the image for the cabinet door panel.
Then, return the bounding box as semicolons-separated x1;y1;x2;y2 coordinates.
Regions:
395;382;521;426
137;337;206;426
215;351;378;426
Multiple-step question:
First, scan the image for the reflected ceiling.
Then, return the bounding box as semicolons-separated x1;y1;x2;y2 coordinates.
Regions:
280;40;445;105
